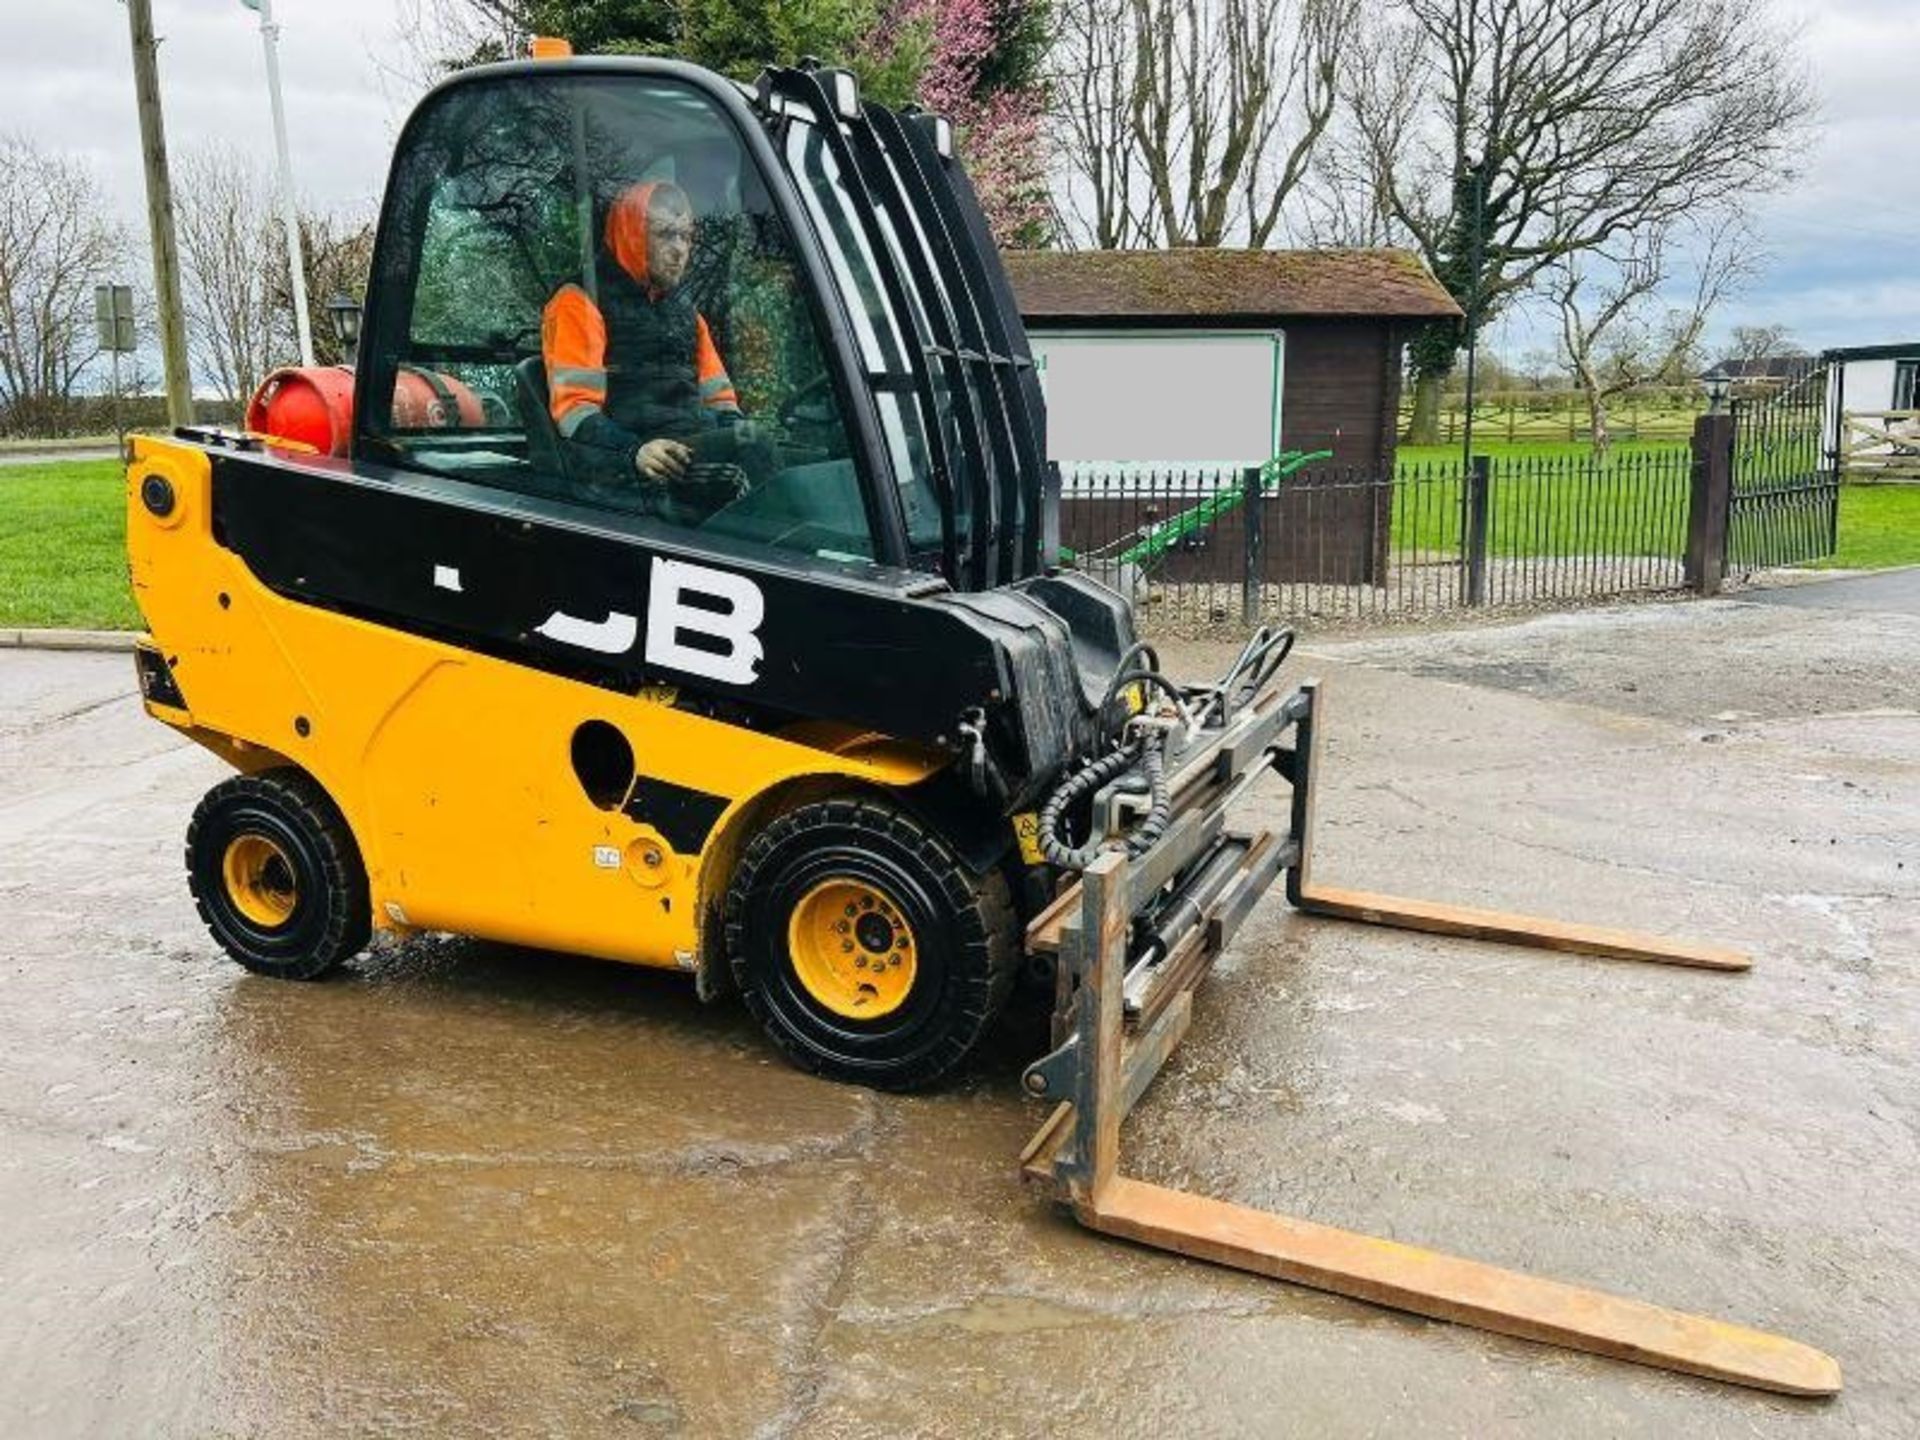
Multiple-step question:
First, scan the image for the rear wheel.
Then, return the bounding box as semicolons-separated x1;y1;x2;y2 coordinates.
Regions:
724;798;1017;1091
186;769;370;980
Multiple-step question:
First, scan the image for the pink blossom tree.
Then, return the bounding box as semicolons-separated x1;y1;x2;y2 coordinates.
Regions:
867;0;1051;247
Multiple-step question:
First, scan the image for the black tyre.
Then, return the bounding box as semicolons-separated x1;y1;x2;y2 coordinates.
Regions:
724;798;1018;1091
185;769;371;980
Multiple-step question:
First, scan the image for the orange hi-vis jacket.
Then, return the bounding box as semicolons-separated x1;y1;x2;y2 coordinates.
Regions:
541;182;741;482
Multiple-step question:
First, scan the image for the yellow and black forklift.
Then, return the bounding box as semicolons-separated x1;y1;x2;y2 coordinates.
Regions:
126;49;1839;1395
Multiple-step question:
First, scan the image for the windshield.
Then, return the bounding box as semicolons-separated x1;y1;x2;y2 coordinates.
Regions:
359;73;880;566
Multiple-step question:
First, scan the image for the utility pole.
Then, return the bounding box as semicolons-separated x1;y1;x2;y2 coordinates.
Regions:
125;0;194;427
248;0;315;367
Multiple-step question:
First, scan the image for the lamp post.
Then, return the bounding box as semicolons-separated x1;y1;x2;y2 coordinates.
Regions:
1705;375;1731;416
242;0;315;368
325;293;362;367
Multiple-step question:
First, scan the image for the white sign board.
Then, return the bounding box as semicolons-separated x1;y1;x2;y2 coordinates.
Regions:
1032;330;1283;467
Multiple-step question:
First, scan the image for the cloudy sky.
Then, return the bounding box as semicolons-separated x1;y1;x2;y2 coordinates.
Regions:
2;0;1916;360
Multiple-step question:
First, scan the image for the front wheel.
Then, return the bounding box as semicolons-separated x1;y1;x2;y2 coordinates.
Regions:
186;769;370;980
724;798;1017;1091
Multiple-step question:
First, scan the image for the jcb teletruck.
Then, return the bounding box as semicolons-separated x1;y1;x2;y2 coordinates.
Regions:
125;50;1838;1395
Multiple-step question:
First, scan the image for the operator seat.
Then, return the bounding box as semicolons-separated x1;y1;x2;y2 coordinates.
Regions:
513;356;578;496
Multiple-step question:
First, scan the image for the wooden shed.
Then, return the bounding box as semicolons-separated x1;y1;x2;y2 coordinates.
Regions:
1001;247;1460;584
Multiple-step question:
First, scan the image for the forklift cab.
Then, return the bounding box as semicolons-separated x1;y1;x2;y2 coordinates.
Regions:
354;58;1050;592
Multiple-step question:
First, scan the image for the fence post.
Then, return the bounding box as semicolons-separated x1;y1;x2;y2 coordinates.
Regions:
1241;464;1264;628
1462;454;1490;605
1685;411;1734;595
1043;460;1062;569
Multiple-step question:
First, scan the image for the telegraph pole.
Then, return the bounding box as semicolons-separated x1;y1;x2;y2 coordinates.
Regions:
126;0;194;427
250;0;316;367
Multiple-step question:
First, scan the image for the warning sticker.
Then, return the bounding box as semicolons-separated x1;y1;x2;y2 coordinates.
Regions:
1013;812;1045;866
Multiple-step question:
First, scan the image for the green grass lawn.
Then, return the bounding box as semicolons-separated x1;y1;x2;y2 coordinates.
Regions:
1389;443;1920;569
1387;445;1695;558
0;460;142;629
1810;485;1920;570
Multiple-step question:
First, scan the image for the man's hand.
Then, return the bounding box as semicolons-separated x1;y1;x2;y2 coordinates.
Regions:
636;438;692;482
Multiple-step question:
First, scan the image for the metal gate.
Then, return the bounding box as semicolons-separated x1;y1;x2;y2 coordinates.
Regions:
1727;361;1840;568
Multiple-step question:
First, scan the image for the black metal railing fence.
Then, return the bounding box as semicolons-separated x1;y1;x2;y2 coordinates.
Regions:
1058;449;1696;632
1728;362;1841;570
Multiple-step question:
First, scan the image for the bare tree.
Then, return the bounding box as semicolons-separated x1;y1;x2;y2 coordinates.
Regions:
391;0;531;81
284;211;378;368
176;148;287;405
1050;0;1143;247
1551;217;1753;455
1336;0;1817;442
176;147;379;402
0;135;128;434
1050;0;1353;249
388;0;680;82
1725;323;1805;365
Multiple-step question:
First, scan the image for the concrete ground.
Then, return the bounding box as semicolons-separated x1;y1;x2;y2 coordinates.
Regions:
1743;564;1920;616
2;585;1916;1437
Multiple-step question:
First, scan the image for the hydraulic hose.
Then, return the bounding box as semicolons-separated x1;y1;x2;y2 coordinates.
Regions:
1037;732;1170;871
1198;626;1295;728
1037;625;1295;872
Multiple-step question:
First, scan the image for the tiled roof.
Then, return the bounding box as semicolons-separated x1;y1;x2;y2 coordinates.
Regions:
1002;247;1462;323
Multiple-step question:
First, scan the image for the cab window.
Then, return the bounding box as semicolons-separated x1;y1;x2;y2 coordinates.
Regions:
786;117;959;563
362;74;879;564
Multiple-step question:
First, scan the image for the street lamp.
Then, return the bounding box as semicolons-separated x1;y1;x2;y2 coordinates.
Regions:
1705;374;1730;415
242;0;315;367
326;293;362;366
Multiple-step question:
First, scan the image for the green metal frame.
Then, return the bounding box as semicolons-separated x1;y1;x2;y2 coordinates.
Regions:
1061;448;1334;568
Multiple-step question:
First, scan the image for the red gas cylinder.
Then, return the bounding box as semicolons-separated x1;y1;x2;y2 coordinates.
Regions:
391;367;487;431
247;366;488;457
247;365;356;455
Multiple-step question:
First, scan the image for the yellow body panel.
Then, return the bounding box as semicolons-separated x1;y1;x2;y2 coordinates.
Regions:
126;435;947;972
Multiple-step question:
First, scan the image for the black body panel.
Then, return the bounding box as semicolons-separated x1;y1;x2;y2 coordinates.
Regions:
134;641;188;710
623;776;730;853
209;447;1127;805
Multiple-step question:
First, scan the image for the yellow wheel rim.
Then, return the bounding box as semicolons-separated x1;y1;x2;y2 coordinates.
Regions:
221;833;300;929
786;879;918;1020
